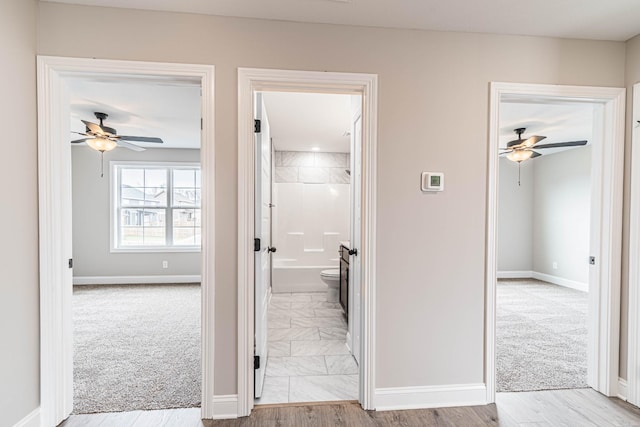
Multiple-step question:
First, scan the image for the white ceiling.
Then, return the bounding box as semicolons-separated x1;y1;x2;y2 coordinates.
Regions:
42;0;640;41
68;77;201;149
262;92;354;153
500;101;594;157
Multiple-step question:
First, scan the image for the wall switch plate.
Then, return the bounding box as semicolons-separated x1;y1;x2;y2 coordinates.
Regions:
162;261;169;269
421;172;444;192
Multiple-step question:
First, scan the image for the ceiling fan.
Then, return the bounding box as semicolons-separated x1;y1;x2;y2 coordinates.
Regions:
500;127;587;163
71;112;163;153
71;112;164;177
500;128;588;185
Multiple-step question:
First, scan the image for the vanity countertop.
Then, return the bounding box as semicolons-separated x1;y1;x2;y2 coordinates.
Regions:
339;241;350;249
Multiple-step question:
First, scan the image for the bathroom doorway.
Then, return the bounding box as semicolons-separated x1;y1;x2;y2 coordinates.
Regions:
253;90;362;404
238;68;378;416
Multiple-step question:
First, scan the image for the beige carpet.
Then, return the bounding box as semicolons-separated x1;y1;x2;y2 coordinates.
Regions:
497;279;588;392
73;284;201;414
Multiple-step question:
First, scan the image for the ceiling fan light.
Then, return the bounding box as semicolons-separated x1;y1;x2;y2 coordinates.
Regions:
506;149;533;163
86;137;117;152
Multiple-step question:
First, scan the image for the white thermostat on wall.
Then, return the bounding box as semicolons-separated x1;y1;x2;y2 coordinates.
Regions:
421;172;444;192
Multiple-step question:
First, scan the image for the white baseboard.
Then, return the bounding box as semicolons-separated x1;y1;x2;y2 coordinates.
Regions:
497;270;533;279
531;272;588;292
12;408;40;427
374;383;486;411
210;394;238;419
73;275;201;285
618;377;628;401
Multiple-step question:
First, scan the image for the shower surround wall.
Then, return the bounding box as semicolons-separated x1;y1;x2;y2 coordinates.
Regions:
272;151;350;293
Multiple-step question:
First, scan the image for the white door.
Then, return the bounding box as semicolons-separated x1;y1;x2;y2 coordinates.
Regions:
254;93;272;398
350;106;363;364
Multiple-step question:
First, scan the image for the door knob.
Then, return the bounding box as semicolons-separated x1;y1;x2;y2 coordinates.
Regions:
268;247;277;253
348;248;358;256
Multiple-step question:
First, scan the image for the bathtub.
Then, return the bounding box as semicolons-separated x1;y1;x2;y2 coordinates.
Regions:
272;262;338;293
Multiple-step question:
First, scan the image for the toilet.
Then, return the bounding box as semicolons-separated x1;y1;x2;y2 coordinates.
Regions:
320;269;340;303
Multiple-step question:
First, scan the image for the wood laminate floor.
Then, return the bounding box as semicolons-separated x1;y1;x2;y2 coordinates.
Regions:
58;388;640;426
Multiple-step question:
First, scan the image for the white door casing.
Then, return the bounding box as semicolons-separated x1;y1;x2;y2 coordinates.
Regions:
254;93;271;398
626;83;640;406
486;82;625;402
237;68;378;416
37;56;216;424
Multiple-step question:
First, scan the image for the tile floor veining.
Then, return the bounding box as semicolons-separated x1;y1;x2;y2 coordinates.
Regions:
255;291;359;405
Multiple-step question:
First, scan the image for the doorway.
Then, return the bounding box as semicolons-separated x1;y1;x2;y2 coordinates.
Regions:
237;68;378;416
486;82;625;402
36;56;215;425
253;91;361;404
496;101;594;392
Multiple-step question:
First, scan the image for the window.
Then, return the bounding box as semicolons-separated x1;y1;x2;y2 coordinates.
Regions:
111;162;201;252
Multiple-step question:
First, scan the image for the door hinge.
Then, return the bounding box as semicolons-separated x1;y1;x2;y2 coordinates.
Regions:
68;258;73;269
200;118;203;130
254;119;261;133
589;256;596;265
254;238;261;252
254;355;261;369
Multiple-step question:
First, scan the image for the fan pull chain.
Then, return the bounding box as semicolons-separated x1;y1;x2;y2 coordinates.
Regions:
518;162;521;186
100;151;105;178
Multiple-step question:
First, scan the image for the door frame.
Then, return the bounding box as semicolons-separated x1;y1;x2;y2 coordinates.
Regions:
237;68;378;416
36;56;216;425
486;82;625;402
627;82;640;405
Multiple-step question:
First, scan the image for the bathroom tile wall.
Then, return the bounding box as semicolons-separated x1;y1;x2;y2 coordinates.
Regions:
274;151;350;184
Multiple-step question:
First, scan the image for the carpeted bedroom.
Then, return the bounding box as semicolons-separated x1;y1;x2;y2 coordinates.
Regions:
496;278;588;393
72;283;201;414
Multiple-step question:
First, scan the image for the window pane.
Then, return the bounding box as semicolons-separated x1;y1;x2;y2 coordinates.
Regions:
195;170;201;189
142;209;165;227
145;169;167;188
173;208;196;227
144;227;166;246
121;227;144;246
195;228;201;246
173;169;195;188
121;168;144;187
144;187;167;206
173;188;198;207
121;188;147;206
173;227;196;246
195;209;201;227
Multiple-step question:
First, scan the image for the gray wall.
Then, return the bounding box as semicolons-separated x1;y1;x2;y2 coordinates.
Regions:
498;158;534;272
0;0;39;425
72;147;201;278
36;2;629;396
532;146;591;283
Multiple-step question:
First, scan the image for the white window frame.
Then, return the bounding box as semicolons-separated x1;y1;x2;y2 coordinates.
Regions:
110;160;202;253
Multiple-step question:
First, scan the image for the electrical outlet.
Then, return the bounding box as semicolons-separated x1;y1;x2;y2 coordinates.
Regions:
552;262;558;270
162;261;168;269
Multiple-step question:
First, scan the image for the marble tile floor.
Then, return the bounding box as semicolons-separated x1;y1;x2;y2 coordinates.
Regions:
255;291;359;405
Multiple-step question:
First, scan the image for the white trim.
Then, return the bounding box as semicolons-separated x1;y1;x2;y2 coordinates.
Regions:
73;275;201;285
12;408;40;427
237;68;377;417
37;56;216;424
374;384;486;411
211;395;239;419
531;272;589;293
618;378;628;401
487;82;625;403
627;83;640;406
496;270;533;279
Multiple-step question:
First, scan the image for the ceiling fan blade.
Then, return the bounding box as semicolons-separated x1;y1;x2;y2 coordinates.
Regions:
530;150;542;158
532;140;588;149
117;140;146;152
118;136;164;143
506;138;524;148
81;120;105;135
524;135;546;147
70;138;90;144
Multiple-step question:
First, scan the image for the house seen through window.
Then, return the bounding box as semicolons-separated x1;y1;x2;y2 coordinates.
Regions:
112;162;201;251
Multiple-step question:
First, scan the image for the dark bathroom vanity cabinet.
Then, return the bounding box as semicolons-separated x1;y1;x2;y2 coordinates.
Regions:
339;243;349;315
